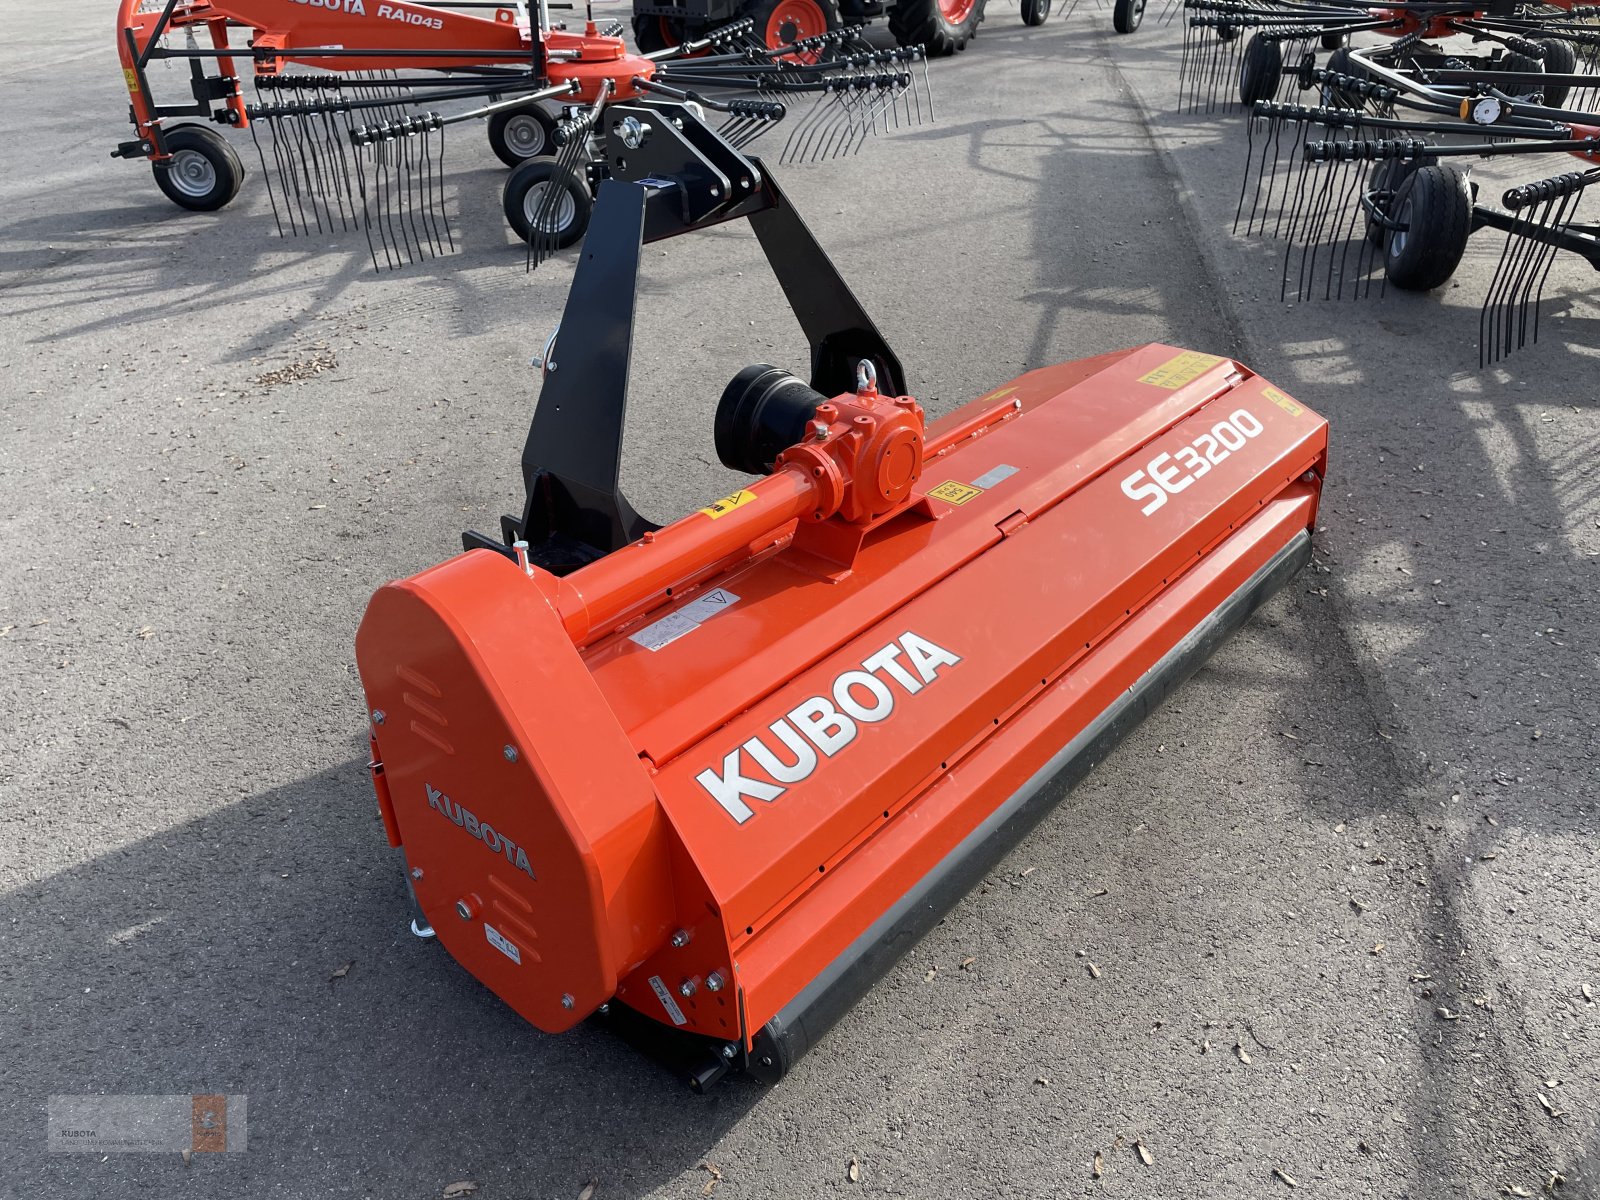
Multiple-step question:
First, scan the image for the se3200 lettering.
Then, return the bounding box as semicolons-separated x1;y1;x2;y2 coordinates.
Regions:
1119;409;1265;516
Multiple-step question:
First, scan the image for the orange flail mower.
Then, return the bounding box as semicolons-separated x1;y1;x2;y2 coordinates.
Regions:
355;107;1329;1086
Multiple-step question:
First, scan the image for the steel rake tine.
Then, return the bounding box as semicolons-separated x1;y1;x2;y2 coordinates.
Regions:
414;124;441;258
1481;216;1521;368
248;113;286;238
1295;163;1334;302
1525;189;1580;352
436;120;454;254
1235;111;1262;233
408;124;438;260
381;135;406;271
391;124;417;264
316;95;354;231
268;109;307;236
1510;193;1567;356
1354;161;1383;301
1495;202;1545;363
780;91;830;163
346;116;383;272
1280;155;1314;301
297;108;337;234
813;90;861;162
1269;119;1303;240
1328;154;1364;300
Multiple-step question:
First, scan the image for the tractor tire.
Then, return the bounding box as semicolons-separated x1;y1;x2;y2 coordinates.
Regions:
1364;157;1418;246
1112;0;1146;34
1239;35;1282;104
152;124;245;212
631;11;679;53
1021;0;1050;25
749;0;840;55
888;0;985;55
1497;51;1546;103
1383;164;1471;292
1537;38;1577;107
487;103;559;168
502;158;593;248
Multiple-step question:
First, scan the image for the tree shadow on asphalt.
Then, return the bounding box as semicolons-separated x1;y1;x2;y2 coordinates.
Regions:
0;753;757;1199
0;160;569;365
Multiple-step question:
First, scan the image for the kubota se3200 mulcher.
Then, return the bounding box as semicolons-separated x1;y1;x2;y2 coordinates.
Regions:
354;105;1329;1088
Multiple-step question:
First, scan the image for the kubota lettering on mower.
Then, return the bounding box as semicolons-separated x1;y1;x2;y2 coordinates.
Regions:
425;783;537;878
696;632;962;824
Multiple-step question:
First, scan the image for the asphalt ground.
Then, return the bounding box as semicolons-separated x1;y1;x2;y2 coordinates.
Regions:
2;2;1598;1198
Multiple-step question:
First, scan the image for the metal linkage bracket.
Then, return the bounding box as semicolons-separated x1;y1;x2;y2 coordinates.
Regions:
464;102;906;573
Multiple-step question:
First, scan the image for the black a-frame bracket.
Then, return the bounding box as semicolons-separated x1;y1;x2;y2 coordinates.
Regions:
463;101;905;575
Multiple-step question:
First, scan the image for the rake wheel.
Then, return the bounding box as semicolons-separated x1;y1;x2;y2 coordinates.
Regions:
1537;39;1577;108
1239;35;1281;105
1384;165;1471;292
503;158;593;247
152;124;245;212
488;104;560;168
1365;158;1419;247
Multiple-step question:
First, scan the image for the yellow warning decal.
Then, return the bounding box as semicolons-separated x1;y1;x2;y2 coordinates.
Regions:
929;480;983;506
979;385;1017;404
1262;386;1305;418
124;67;140;94
699;489;757;519
1137;350;1224;390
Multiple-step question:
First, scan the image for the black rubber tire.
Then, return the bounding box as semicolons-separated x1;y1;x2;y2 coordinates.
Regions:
1320;30;1349;51
1216;22;1239;42
1321;45;1367;108
1239;35;1282;104
151;124;244;212
1112;0;1146;34
1497;50;1545;103
1383;164;1471;292
1021;0;1050;25
1364;157;1418;246
502;158;593;247
631;11;677;53
487;103;558;168
888;0;986;55
1537;38;1577;108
